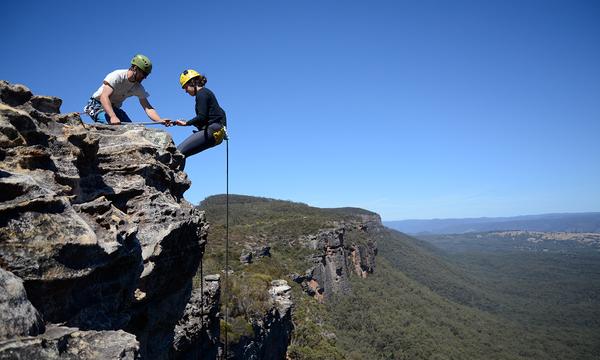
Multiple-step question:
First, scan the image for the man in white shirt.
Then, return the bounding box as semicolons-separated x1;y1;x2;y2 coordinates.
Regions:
84;54;169;126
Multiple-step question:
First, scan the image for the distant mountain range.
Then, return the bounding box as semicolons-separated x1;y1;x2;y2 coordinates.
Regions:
384;212;600;234
416;231;600;254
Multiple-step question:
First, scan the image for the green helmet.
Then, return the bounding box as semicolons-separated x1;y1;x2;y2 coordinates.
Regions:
131;54;152;75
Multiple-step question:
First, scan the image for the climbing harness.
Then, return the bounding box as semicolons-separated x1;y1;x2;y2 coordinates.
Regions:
213;126;227;145
82;98;103;119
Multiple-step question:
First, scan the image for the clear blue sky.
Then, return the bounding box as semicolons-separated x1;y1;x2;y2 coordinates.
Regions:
3;0;599;220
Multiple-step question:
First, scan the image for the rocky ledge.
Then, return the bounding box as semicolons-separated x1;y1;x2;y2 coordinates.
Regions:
0;80;214;359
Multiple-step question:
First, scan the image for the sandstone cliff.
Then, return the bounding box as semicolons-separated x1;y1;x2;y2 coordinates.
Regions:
296;220;378;301
0;80;213;359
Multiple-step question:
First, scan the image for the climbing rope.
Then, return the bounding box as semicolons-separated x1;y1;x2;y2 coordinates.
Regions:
224;136;230;359
76;112;169;126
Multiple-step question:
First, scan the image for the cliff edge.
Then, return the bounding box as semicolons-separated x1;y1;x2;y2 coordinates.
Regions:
0;80;214;359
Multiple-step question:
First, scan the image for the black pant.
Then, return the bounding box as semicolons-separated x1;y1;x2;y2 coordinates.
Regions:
177;122;223;157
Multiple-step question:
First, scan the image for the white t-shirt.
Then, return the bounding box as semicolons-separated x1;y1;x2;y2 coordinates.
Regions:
92;69;149;108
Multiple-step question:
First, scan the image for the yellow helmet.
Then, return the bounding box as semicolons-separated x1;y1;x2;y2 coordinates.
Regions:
179;69;201;88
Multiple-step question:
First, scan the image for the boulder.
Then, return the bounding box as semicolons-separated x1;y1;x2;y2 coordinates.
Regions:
0;269;44;340
0;81;32;107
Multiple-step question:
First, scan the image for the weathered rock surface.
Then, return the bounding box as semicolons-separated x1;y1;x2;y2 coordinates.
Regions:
172;275;221;360
0;325;139;360
231;280;293;360
350;243;377;278
298;219;379;301
0;81;32;108
0;80;211;359
0;268;44;339
307;228;353;299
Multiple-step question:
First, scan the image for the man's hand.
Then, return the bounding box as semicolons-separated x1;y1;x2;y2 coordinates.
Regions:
175;120;187;126
99;85;120;125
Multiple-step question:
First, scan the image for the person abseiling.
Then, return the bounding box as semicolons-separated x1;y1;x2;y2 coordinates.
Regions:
84;54;170;126
171;69;227;157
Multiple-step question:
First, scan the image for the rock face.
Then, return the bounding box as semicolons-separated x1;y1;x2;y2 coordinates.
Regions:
0;268;44;340
298;220;378;301
307;228;352;300
0;80;210;359
172;275;221;360
0;326;140;360
350;243;377;278
231;280;294;360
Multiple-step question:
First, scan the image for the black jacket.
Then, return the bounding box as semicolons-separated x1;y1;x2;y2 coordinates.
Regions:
186;87;226;129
